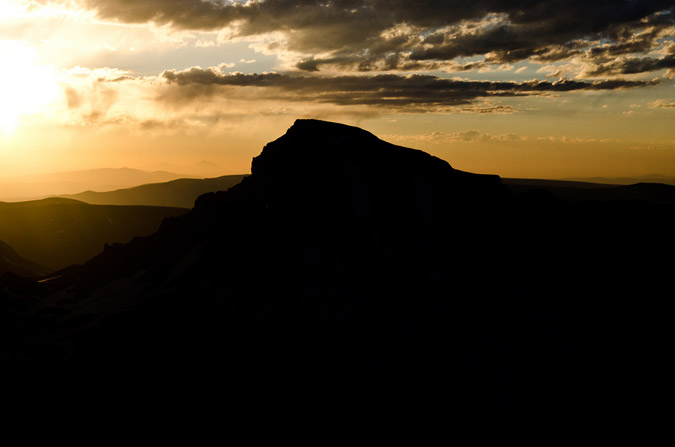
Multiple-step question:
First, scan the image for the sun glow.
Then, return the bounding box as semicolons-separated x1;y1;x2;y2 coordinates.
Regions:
0;41;61;136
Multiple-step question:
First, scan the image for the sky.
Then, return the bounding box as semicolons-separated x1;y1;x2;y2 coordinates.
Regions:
0;0;674;179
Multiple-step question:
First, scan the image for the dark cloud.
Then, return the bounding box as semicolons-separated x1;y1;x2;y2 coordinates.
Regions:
80;0;248;30
587;35;661;60
161;67;660;108
408;4;674;64
530;45;584;63
586;54;675;76
295;54;452;72
77;1;675;76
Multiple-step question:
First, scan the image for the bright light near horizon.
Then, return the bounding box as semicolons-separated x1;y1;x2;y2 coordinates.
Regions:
0;0;77;18
0;41;61;136
0;0;29;17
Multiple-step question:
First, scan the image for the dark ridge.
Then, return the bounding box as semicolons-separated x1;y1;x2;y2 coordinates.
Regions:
58;174;248;208
1;119;672;433
0;200;188;270
505;178;675;205
0;240;50;278
0;197;87;208
503;177;620;188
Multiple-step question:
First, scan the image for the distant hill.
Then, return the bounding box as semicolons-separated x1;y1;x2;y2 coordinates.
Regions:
0;240;50;278
0;198;188;270
503;178;619;189
145;160;228;178
58;175;248;208
561;174;675;186
0;168;198;201
504;178;675;204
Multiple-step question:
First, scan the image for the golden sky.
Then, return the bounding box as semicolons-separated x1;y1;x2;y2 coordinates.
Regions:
0;0;674;179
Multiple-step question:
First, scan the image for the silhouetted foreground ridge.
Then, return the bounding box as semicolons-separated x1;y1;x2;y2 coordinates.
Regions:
1;120;672;432
0;240;50;277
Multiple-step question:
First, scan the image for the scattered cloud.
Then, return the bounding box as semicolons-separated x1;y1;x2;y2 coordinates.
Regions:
649;99;675;107
195;39;217;48
424;130;525;143
384;131;621;149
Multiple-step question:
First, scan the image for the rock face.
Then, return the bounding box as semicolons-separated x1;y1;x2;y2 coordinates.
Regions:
1;120;672;431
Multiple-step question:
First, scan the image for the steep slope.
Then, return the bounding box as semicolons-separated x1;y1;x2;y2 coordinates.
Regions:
0;240;50;277
0;198;188;270
58;174;248;208
1;120;672;431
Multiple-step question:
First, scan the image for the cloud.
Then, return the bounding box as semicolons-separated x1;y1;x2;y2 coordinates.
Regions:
161;67;661;109
63;86;82;109
649;99;675;108
294;55;485;73
584;54;675;76
74;1;675;76
55;67;159;126
430;130;524;142
382;129;525;148
79;0;248;30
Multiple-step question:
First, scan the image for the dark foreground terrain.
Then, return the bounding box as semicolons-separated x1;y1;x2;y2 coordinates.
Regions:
0;241;50;277
1;120;672;432
0;198;188;270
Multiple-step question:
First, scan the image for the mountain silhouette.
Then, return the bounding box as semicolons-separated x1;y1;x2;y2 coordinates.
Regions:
0;240;50;277
145;160;227;177
505;178;675;204
1;120;672;432
57;174;248;208
563;173;675;186
0;168;197;201
0;198;188;270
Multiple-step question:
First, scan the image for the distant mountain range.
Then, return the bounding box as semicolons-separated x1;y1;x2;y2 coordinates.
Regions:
1;120;672;431
144;160;229;178
0;167;198;201
0;198;187;270
58;175;248;208
503;178;675;204
561;173;675;186
0;173;246;273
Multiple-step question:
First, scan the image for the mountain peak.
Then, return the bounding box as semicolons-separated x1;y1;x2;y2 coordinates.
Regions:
251;119;457;179
288;119;379;139
235;119;511;223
